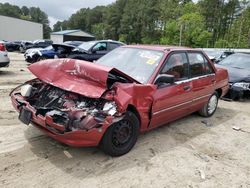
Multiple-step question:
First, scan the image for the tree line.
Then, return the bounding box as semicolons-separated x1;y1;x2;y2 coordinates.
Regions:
0;3;51;38
1;1;249;48
54;0;250;48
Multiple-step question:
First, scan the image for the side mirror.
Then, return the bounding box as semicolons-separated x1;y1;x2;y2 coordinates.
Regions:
92;48;98;53
154;74;175;87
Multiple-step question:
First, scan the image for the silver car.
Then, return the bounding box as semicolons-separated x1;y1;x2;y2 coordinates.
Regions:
0;51;10;68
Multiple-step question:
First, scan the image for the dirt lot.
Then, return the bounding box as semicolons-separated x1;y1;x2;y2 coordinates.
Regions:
0;53;250;188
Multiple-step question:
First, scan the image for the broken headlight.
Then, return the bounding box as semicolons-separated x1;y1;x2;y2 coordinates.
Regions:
233;82;250;90
20;84;33;97
103;101;117;116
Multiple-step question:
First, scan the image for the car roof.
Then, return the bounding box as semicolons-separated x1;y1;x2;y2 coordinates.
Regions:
90;40;125;45
123;45;194;52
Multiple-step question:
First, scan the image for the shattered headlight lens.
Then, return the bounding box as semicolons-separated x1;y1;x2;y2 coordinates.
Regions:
233;82;250;90
103;102;117;116
20;84;33;97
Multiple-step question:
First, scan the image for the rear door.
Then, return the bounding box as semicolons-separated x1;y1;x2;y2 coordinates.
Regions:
107;42;121;52
187;51;216;110
150;52;193;128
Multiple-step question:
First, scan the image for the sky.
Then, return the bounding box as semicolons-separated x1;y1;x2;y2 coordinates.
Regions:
0;0;116;27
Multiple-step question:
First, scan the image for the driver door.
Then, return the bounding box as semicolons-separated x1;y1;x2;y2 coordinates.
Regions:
90;42;108;61
149;52;193;129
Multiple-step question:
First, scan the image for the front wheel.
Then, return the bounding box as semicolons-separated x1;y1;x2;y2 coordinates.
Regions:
100;111;139;156
198;92;219;117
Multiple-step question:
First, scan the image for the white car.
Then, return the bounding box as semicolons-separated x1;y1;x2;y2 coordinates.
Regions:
0;51;10;67
0;42;10;68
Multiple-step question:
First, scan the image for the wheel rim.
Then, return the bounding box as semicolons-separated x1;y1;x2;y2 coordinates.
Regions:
112;120;133;147
208;95;218;114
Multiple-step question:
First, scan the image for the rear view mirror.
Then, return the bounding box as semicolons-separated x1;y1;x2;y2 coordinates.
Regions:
154;74;175;88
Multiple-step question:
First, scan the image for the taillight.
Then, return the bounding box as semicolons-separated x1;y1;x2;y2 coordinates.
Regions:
0;43;6;51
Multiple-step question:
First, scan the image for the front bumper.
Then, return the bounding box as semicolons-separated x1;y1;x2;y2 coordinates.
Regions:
11;92;109;147
226;83;250;100
24;55;35;63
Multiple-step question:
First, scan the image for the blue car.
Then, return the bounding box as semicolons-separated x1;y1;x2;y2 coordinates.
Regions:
24;41;82;63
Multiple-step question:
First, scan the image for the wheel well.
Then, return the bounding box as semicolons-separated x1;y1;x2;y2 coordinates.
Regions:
216;88;222;98
127;105;141;126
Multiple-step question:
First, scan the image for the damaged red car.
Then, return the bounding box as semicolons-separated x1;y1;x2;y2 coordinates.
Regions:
10;45;229;156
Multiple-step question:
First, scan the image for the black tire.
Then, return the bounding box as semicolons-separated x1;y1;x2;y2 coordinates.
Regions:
100;111;140;156
198;92;219;117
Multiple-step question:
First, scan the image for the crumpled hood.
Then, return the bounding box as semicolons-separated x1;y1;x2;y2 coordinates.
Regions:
28;58;138;98
216;64;250;83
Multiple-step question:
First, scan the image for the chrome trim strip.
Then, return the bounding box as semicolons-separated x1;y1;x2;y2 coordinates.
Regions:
153;100;192;115
193;94;211;102
153;94;211;116
175;74;215;85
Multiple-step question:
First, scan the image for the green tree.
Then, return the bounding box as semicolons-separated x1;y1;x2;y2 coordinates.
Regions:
0;3;22;18
29;7;51;38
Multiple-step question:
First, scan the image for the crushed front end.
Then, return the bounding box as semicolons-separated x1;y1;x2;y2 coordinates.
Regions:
226;82;250;100
10;79;119;147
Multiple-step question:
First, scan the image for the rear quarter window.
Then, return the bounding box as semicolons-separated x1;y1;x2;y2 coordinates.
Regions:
188;52;214;77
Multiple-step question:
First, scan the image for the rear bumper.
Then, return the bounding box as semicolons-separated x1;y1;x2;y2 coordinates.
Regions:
11;93;108;147
0;61;10;67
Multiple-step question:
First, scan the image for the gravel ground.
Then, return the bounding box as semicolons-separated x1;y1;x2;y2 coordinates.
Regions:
0;53;250;188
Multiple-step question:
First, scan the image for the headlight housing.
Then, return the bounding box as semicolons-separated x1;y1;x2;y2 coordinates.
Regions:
233;82;250;90
103;102;117;116
21;84;33;97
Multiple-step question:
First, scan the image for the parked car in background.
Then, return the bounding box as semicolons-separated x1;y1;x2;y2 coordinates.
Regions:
20;39;53;53
10;45;228;156
203;49;234;63
19;41;33;53
0;41;10;68
0;41;5;51
63;41;83;47
24;42;81;63
4;41;22;52
68;40;125;61
216;53;250;100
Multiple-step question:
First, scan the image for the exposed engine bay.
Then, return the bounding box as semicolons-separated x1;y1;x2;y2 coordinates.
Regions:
14;79;119;133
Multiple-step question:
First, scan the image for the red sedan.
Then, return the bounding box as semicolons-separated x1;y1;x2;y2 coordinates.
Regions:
10;45;229;156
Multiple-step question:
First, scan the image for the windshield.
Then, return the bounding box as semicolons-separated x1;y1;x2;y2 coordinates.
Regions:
219;54;250;70
96;47;164;83
78;41;96;51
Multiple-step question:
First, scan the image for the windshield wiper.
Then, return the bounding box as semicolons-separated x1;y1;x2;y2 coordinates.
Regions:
108;73;129;83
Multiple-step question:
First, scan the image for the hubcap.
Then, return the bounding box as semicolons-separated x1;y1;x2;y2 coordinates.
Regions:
208;95;218;114
112;120;132;147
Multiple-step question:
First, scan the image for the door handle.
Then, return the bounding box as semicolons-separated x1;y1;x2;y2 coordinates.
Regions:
183;85;190;90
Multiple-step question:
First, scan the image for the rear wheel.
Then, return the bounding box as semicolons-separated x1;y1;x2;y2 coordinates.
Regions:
199;92;219;117
100;111;139;156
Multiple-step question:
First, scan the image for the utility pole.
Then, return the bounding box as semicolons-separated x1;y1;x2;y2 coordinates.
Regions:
179;23;183;46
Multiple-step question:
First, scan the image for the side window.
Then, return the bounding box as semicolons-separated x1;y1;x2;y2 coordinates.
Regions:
188;52;214;77
93;42;107;51
108;43;120;50
204;57;214;74
160;53;189;81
